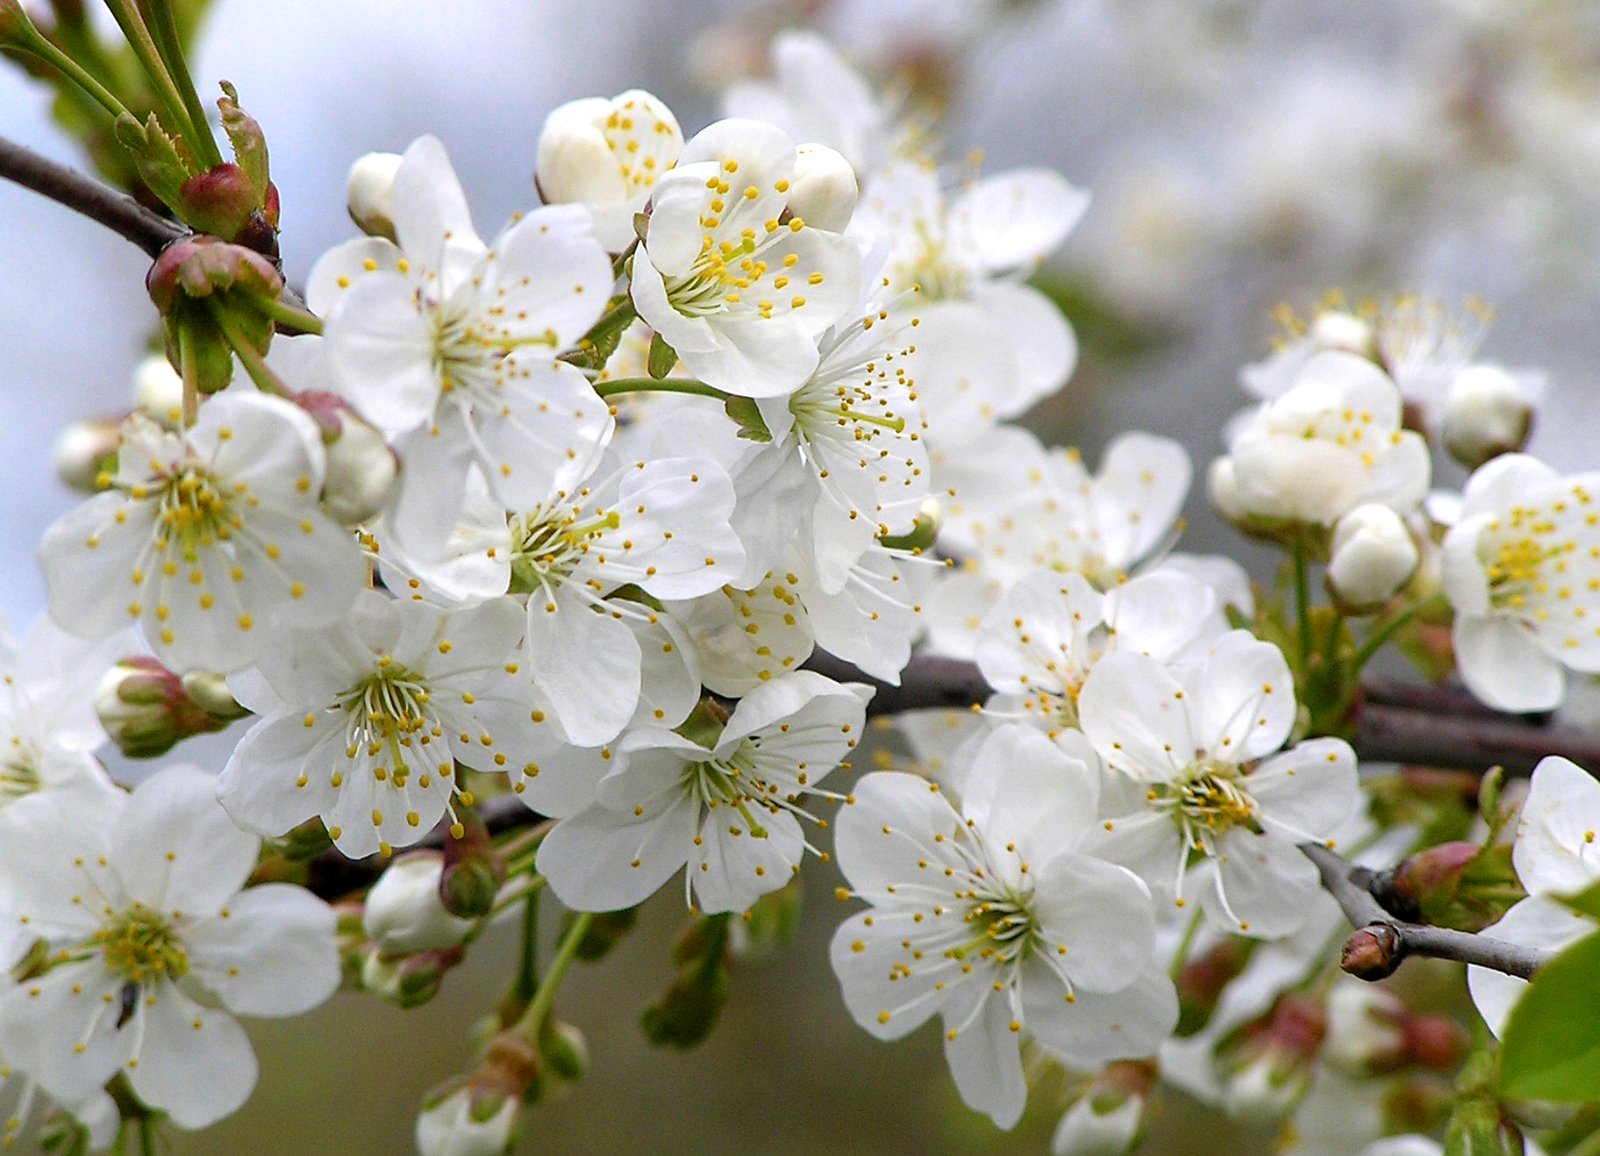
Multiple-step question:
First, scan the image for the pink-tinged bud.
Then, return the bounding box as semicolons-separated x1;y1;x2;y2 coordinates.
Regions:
1341;923;1402;980
178;164;260;242
1175;938;1254;1036
293;391;397;524
1053;1061;1157;1156
1218;994;1326;1126
147;236;282;394
346;152;401;242
52;418;120;493
364;852;476;954
361;943;465;1007
95;656;246;758
1379;841;1523;932
1380;1075;1454;1136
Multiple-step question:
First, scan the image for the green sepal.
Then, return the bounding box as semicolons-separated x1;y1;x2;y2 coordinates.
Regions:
113;110;191;212
724;395;773;443
647;332;678;379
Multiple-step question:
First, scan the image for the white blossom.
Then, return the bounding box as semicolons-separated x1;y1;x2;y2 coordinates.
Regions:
39;392;364;675
0;766;338;1129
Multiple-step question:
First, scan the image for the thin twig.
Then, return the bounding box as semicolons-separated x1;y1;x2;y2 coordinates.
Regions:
1300;842;1550;980
0;134;184;256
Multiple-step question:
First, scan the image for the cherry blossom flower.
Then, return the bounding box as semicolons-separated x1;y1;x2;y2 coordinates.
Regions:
831;724;1165;1129
1078;632;1361;937
219;591;543;858
309;135;616;550
1440;454;1600;712
39;392;364;675
536;89;684;252
630;118;863;397
0;766;338;1129
538;671;866;914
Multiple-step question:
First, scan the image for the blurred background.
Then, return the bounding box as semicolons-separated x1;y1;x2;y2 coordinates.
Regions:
4;0;1600;1150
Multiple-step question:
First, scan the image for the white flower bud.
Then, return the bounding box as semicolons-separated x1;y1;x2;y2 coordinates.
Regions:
787;143;858;233
1442;364;1534;470
1052;1095;1143;1156
1308;310;1376;359
347;151;402;242
52;418;119;493
294;391;399;525
1220;1053;1310;1127
1322;981;1406;1076
131;354;184;425
415;1086;520;1156
363;853;475;954
1325;503;1419;612
1207;455;1246;524
536;90;683;252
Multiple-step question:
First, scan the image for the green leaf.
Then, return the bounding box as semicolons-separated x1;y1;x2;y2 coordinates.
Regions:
647;332;678;379
1563;878;1600;920
1498;928;1600;1102
723;395;772;443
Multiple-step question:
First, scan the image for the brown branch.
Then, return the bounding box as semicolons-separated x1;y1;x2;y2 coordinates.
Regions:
0;134;184;256
1300;842;1549;980
1350;702;1600;777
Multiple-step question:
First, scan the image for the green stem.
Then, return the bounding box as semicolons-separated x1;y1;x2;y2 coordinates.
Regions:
1567;1127;1600;1156
138;1116;156;1156
1168;908;1205;981
140;0;222;168
594;377;730;402
1292;533;1314;670
203;298;289;396
176;324;198;426
511;892;540;1005
5;27;130;121
1352;596;1440;674
99;0;202;160
515;911;595;1038
244;290;324;336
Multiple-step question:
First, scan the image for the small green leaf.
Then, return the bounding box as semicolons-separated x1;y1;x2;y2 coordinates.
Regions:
1498;929;1600;1101
1563;878;1600;920
647;332;678;379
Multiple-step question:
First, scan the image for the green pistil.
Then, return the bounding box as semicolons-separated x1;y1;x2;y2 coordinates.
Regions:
95;905;188;986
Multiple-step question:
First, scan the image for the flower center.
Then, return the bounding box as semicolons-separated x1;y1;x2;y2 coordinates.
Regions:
507;503;620;596
95;904;188;985
1151;763;1261;850
153;467;236;563
951;877;1041;968
338;658;433;789
0;741;39;805
684;745;779;840
894;222;970;302
1483;530;1571;614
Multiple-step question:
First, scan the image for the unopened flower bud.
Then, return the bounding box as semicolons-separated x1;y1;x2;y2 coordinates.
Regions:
729;877;803;961
1218;993;1325;1127
567;906;639;962
1442;364;1535;470
1378;841;1523;932
362;944;465;1007
52;418;120;493
1341;923;1403;981
1380;1075;1455;1136
147;236;283;394
293;391;398;525
536;90;684;252
1175;938;1255;1036
1323;981;1408;1075
95;656;243;758
278;814;335;862
132;353;185;424
1207;456;1246;524
538;1019;589;1082
346;151;402;242
0;0;43;49
1326;503;1419;613
415;1083;520;1156
640;960;731;1050
178;164;261;245
787;143;857;233
1308;310;1376;360
1052;1061;1156;1156
364;852;476;954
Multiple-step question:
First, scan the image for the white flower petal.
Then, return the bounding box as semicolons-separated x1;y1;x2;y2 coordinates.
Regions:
184;884;338;1017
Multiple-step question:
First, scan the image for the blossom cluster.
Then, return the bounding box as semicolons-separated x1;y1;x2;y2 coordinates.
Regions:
5;12;1600;1156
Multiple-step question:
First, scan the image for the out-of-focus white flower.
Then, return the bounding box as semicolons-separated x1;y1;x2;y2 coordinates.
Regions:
38;392;365;675
1241;309;1377;399
51;418;120;493
831;724;1170;1129
131;353;184;425
0;766;339;1129
536;90;684;252
345;151;402;241
1050;1061;1155;1156
1442;363;1537;469
1326;503;1419;612
1440;454;1600;711
415;1083;520;1156
363;852;476;955
1216;351;1429;529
